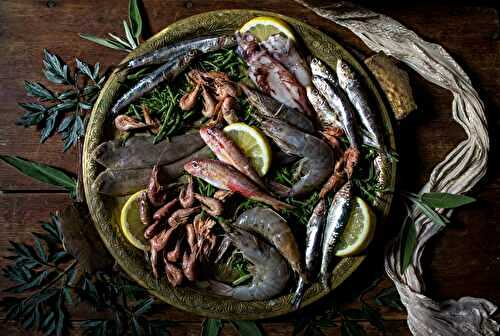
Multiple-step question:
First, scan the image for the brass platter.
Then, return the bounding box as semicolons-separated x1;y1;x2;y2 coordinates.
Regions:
83;9;396;320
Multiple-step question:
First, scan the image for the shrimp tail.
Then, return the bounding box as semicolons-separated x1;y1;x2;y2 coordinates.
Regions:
291;278;306;311
208;280;234;297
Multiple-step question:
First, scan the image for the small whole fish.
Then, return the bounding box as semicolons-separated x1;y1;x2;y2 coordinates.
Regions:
306;85;342;130
337;59;385;150
183;159;292;210
312;74;360;150
291;199;327;310
320;181;354;287
261;34;311;86
310;57;337;82
111;50;200;116
236;32;313;117
199;126;266;189
240;84;315;133
118;35;237;71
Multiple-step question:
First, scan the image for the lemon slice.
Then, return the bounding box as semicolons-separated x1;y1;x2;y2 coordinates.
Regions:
120;189;149;251
334;197;376;257
240;16;296;42
223;122;272;176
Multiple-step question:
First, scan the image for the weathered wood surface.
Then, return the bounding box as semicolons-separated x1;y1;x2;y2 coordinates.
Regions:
0;1;499;334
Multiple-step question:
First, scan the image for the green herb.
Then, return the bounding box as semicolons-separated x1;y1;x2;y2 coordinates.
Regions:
1;214;174;336
421;192;475;209
374;286;404;311
201;319;223;336
80;0;144;51
230;320;263;336
0;155;76;195
195;176;217;198
16;50;105;150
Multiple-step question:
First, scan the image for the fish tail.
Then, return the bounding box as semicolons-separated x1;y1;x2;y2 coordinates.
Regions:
208;280;234;297
291;278;306;311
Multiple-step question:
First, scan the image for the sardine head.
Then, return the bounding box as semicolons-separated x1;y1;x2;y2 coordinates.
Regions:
184;159;205;177
336;59;356;85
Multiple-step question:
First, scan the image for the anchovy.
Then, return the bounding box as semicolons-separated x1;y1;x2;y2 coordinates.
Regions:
111;50;199;115
306;86;342;129
261;34;311;86
310;57;337;82
240;84;315;133
320;181;354;287
92;132;205;169
337;59;385;150
312;74;360;149
118;35;237;71
291;199;327;310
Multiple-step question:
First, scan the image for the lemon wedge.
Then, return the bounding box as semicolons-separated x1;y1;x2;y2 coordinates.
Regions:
334;197;376;257
120;189;149;251
223;122;272;176
240;16;296;42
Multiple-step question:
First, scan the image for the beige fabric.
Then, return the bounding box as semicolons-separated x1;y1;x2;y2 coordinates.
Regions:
294;1;499;335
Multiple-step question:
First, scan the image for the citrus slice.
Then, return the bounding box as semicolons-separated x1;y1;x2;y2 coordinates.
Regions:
223;122;272;176
334;197;376;257
120;189;149;251
240;16;296;42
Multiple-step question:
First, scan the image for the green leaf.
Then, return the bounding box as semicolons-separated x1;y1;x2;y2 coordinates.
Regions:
42;49;72;85
421;192;475;209
123;20;138;49
24;81;56;101
133;297;154;316
341;320;364;336
75;58;94;79
400;214;417;273
413;199;448;227
375;287;404;311
361;302;384;332
230;320;263;336
108;32;133;50
0;155;76;193
40;112;58;143
202;319;223;336
49;100;77;114
79;33;130;52
128;0;143;39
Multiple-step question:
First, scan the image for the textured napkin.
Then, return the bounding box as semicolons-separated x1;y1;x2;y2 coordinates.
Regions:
294;1;499;335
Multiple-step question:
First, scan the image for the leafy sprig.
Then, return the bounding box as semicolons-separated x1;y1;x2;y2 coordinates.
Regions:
79;0;143;52
16;50;105;151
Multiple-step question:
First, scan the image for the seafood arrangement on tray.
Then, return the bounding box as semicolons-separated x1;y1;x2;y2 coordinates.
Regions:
92;16;388;308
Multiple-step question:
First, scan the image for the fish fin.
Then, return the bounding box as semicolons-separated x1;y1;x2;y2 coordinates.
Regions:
209;280;234;296
291;279;306;311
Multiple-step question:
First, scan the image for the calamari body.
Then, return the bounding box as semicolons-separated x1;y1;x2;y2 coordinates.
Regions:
184;159;292;210
240;84;315;133
111;50;199;115
337;59;385;150
261;34;311;86
236;32;312;116
92;132;204;169
234;207;304;276
320;181;354;286
119;35;237;71
210;223;289;300
200;126;265;189
93;146;212;196
260;118;334;196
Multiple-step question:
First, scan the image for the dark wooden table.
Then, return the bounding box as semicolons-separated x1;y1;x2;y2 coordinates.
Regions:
1;1;499;335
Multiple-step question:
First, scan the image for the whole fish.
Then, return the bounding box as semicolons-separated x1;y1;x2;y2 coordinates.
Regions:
310;57;337;82
199;126;266;189
260;117;334;196
118;35;237;71
320;181;354;287
306;86;342;130
111;50;199;116
236;32;313;117
240;84;315;133
209;221;289;301
311;66;360;149
92;132;205;169
183;159;292;210
337;59;385;150
291;199;327;309
93;146;212;196
234;207;304;277
261;34;311;86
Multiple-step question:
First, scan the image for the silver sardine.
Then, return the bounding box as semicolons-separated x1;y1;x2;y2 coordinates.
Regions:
320;181;354;287
306;85;342;129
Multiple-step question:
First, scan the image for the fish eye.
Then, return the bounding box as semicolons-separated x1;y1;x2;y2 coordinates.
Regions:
191;161;199;169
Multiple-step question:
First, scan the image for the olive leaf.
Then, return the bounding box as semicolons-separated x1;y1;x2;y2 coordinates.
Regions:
128;0;143;40
202;319;223;336
400;208;417;273
341;320;364;336
374;286;404;311
0;155;76;194
421;192;475;209
230;320;263;336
